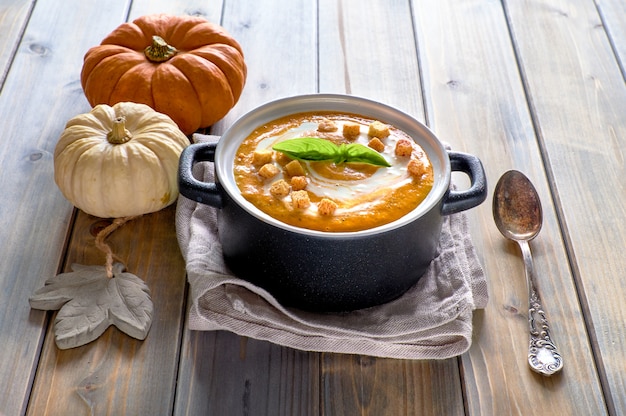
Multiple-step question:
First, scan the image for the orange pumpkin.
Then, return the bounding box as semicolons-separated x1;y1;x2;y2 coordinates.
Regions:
81;14;247;135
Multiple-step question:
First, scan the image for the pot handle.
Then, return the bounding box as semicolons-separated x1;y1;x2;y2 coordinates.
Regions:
441;151;487;216
178;142;223;208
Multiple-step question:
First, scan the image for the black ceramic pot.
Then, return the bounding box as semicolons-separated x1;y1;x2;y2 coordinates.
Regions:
178;94;486;312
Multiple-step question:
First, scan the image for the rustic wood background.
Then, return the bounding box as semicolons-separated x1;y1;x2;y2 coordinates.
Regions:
1;0;624;414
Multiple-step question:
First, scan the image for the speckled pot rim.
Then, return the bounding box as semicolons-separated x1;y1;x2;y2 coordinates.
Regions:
213;93;451;238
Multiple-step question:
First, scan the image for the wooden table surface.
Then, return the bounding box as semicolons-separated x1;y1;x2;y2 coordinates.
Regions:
2;0;625;414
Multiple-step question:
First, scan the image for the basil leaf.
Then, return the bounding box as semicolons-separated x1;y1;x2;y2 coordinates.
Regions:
342;143;391;167
272;137;341;161
273;137;391;167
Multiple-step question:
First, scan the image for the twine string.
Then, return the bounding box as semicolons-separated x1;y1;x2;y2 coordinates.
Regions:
94;216;140;278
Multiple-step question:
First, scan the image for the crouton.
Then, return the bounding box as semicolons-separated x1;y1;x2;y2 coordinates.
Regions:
258;163;280;179
284;160;306;176
342;122;361;139
368;121;390;139
395;138;414;157
291;175;308;191
252;149;273;166
269;179;290;197
317;198;338;216
368;137;385;152
317;118;338;132
291;190;311;209
275;151;292;165
407;158;427;178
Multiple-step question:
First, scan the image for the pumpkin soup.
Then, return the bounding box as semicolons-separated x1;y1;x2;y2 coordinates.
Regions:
233;112;433;232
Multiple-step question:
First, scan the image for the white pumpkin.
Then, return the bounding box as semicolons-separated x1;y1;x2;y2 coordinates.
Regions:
54;102;189;218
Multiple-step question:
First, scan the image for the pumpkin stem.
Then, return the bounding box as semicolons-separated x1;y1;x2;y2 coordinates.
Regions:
144;35;177;62
107;117;133;144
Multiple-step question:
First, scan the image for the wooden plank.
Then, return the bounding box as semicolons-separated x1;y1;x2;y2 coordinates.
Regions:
173;0;321;414
317;1;464;415
27;207;187;415
503;0;626;414
128;0;222;22
176;332;320;415
0;0;34;86
318;0;425;119
0;1;130;414
596;0;626;77
321;354;464;415
24;1;212;415
411;0;607;414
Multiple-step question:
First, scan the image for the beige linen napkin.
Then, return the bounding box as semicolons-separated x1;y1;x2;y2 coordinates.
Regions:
175;134;488;360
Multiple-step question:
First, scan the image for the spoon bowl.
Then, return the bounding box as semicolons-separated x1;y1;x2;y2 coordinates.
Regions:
493;170;563;376
493;170;543;241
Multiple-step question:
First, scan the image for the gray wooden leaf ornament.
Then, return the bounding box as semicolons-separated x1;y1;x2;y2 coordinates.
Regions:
29;263;153;349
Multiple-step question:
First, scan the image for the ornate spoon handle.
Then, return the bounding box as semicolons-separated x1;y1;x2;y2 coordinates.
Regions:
519;240;564;376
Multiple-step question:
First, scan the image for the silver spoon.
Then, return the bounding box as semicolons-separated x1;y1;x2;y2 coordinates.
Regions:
493;170;563;376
